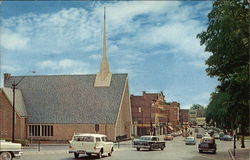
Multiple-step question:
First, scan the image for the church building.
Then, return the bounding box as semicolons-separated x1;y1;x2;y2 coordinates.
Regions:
1;9;132;142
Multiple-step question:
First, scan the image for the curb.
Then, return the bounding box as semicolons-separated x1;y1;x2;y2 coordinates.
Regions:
228;149;236;160
23;150;68;155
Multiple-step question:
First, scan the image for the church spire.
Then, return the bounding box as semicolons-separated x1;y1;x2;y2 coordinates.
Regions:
94;7;112;87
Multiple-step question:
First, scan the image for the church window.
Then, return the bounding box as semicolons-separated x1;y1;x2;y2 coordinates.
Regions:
28;125;53;137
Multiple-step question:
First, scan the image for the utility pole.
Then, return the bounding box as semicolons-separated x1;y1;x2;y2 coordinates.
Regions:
11;71;36;142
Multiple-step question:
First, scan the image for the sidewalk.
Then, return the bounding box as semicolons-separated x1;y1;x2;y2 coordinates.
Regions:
228;148;250;160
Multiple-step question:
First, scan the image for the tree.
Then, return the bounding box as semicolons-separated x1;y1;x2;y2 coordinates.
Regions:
190;104;204;110
197;0;249;148
190;104;206;117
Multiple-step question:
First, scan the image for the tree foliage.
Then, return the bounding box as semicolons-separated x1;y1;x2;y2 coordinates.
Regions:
197;0;249;140
190;104;205;110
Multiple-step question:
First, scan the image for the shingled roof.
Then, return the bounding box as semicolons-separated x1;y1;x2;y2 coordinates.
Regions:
4;74;128;124
1;88;27;117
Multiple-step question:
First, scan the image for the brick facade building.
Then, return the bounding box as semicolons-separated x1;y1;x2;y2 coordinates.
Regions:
131;92;181;136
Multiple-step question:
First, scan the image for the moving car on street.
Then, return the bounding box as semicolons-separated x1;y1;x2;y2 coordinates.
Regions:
164;134;174;141
198;137;216;154
220;135;232;141
185;137;196;145
69;133;113;159
196;133;203;138
0;140;23;160
133;136;165;151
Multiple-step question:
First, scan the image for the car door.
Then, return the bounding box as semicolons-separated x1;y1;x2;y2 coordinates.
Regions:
102;137;112;153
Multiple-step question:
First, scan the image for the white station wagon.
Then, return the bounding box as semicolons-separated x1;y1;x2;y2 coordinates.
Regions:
69;133;114;159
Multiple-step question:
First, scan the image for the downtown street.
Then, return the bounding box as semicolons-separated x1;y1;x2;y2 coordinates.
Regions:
20;128;249;160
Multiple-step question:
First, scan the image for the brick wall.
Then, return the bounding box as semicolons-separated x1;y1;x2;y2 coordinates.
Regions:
0;89;26;139
27;123;116;141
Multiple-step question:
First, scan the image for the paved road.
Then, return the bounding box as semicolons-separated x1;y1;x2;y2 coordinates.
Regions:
20;128;249;160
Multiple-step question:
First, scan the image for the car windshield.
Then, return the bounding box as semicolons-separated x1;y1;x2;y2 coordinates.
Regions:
186;138;195;141
139;136;152;140
73;136;94;142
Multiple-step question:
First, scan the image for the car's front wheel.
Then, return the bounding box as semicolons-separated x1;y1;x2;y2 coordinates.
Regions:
97;151;102;159
0;152;13;160
136;147;140;151
74;153;79;159
108;147;113;156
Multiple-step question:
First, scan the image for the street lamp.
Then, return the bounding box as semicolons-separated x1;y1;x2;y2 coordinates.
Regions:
151;100;156;136
138;107;143;135
12;71;35;142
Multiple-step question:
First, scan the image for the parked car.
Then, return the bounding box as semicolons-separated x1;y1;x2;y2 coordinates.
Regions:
69;133;113;159
196;133;203;138
0;140;23;160
198;137;216;154
133;136;165;151
214;133;220;139
220;135;233;141
171;132;177;137
185;137;196;145
164;134;174;141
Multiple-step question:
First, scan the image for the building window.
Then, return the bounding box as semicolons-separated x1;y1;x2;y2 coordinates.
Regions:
29;125;53;137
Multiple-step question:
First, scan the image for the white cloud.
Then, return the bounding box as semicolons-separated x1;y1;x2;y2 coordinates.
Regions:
37;59;92;74
0;28;29;50
89;54;101;60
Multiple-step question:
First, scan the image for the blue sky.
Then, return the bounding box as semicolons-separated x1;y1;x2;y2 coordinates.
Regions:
0;1;218;109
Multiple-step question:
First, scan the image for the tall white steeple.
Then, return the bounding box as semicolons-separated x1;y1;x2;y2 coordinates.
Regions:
94;7;112;87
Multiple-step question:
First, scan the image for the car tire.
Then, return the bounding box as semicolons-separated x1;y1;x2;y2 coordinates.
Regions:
199;150;202;153
97;151;102;159
213;150;216;154
108;147;113;156
161;146;164;150
86;153;91;156
0;152;13;160
136;148;140;151
74;153;79;159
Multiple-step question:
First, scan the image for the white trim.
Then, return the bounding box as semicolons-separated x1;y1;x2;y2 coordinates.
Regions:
115;77;128;127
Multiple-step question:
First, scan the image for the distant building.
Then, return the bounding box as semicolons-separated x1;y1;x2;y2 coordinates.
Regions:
189;109;197;126
130;91;166;136
165;102;180;132
1;11;132;141
130;91;181;136
179;109;189;125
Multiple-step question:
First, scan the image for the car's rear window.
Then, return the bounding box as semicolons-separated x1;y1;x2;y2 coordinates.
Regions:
139;136;151;140
74;136;94;142
201;139;213;143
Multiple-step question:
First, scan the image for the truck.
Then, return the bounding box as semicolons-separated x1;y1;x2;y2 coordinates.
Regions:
69;133;114;159
196;117;206;127
0;140;23;160
133;136;165;151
